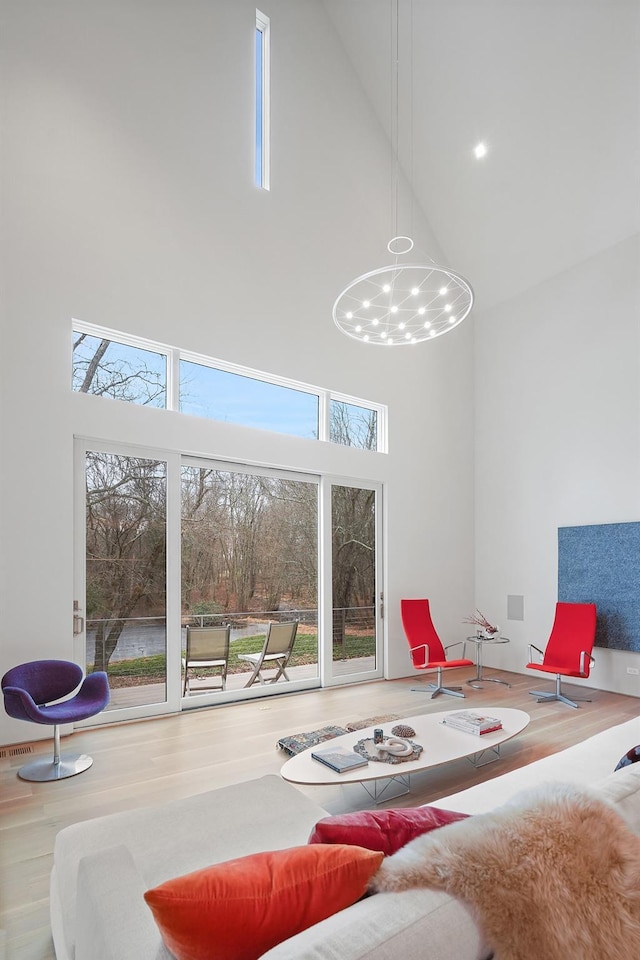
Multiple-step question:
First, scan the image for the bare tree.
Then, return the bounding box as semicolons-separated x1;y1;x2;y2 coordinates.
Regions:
331;485;375;644
73;332;166;406
86;452;166;672
330;402;377;451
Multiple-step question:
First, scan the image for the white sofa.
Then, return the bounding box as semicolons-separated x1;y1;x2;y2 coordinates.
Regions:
50;715;640;960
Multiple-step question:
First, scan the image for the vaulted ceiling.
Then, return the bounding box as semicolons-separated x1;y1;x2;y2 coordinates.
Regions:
323;0;640;313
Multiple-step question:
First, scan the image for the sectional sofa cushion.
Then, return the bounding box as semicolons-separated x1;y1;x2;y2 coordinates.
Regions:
592;762;640;831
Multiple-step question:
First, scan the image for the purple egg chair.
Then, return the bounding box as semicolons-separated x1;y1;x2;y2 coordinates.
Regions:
2;660;110;781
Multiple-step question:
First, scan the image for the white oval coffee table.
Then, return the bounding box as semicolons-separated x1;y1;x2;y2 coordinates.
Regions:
280;707;530;803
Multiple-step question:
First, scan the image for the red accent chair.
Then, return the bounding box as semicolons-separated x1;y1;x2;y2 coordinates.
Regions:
401;598;474;699
526;601;597;709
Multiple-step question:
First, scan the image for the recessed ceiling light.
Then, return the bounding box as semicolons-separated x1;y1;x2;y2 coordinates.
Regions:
473;142;487;159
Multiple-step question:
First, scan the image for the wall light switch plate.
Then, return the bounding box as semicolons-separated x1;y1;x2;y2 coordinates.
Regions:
507;595;525;621
626;666;639;675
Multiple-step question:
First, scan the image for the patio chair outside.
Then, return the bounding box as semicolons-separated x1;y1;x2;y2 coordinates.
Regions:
182;625;231;696
238;620;299;688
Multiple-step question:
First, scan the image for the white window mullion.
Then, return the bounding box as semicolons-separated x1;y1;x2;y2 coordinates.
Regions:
167;347;180;411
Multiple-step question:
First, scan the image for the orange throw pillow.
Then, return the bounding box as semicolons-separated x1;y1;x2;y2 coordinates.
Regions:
144;843;384;960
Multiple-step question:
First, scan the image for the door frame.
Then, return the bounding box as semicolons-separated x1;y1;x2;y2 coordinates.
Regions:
73;437;182;724
73;441;385;725
319;475;384;687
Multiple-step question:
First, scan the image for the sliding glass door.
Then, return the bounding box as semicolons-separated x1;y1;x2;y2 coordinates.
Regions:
75;442;383;722
74;443;175;720
326;480;382;684
180;460;319;699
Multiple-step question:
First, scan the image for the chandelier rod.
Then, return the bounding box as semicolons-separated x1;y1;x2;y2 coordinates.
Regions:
391;0;399;243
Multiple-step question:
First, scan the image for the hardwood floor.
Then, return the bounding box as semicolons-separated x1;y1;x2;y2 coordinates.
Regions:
1;669;638;960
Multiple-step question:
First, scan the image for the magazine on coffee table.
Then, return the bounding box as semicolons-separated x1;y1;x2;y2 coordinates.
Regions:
311;746;369;773
442;711;503;735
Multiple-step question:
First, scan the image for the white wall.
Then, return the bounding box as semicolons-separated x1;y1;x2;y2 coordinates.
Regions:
474;233;640;698
0;0;475;745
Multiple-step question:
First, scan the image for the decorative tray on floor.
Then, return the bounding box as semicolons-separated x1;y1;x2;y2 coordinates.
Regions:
354;737;423;765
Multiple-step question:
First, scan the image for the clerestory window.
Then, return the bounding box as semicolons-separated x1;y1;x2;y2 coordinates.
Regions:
72;321;385;452
255;10;270;189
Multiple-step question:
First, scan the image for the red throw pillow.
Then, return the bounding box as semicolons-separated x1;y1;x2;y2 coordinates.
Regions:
308;806;470;855
144;843;384;960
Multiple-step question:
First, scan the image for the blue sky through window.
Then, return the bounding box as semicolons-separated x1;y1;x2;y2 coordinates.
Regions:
180;360;319;439
255;27;263;186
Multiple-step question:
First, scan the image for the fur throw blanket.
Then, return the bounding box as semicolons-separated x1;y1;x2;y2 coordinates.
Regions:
371;784;640;960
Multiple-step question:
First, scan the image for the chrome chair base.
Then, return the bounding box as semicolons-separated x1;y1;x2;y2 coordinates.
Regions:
529;671;592;710
17;753;94;782
411;681;466;699
529;689;591;710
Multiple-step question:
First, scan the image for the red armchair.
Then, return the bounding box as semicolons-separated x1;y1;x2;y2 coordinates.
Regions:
526;601;597;708
401;598;474;699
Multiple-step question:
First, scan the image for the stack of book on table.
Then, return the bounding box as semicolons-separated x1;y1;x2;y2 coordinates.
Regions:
442;710;503;736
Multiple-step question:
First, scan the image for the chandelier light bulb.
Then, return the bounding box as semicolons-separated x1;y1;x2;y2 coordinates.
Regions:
383;283;391;292
411;287;419;295
362;300;370;308
439;286;448;296
418;307;426;315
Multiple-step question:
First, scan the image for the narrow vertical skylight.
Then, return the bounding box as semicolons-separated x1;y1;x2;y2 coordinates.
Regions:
255;10;270;189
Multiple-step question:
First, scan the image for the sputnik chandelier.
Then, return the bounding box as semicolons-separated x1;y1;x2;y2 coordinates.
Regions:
332;1;473;346
332;237;473;346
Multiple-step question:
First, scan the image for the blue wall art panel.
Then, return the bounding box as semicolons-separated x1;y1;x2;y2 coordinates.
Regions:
558;521;640;652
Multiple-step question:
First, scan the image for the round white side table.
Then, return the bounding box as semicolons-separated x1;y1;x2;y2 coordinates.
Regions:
465;635;511;688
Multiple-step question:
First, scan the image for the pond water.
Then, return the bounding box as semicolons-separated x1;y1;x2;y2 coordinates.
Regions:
86;619;306;662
